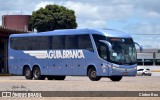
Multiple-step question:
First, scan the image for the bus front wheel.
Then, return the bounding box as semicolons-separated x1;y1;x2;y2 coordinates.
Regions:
24;67;33;80
109;76;122;81
88;68;101;81
33;67;45;80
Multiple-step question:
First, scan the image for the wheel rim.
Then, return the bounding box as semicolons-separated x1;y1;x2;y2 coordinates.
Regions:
91;70;96;78
34;68;40;78
25;69;30;77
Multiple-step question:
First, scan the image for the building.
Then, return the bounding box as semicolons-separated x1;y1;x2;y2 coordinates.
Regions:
0;15;31;74
137;49;160;71
2;15;31;31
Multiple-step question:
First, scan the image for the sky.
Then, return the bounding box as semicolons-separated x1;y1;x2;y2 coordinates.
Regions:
0;0;160;49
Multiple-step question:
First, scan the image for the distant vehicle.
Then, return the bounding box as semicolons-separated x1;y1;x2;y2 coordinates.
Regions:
137;54;160;76
137;68;152;76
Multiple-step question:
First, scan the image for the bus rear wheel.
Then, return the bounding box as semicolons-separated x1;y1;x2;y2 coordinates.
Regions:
54;76;66;80
88;68;101;81
109;76;122;81
33;67;45;80
24;67;33;80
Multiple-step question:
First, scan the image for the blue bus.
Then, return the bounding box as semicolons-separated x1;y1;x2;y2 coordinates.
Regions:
8;28;142;81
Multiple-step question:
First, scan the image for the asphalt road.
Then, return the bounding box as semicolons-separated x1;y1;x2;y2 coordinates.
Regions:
0;76;160;91
0;76;160;100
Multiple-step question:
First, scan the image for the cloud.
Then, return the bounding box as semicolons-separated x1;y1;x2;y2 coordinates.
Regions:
132;34;160;49
64;1;99;20
148;11;160;18
34;1;54;11
126;22;160;48
63;1;105;28
64;1;134;20
125;22;160;34
133;0;160;14
61;1;134;28
33;1;110;28
77;20;107;28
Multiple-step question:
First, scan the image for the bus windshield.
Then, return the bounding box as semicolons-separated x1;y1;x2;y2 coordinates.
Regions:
107;38;136;65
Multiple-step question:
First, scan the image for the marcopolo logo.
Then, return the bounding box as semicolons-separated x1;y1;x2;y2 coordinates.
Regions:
23;50;85;59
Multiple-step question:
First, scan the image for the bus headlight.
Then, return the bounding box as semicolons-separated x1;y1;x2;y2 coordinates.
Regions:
106;63;112;68
112;66;116;69
112;64;119;68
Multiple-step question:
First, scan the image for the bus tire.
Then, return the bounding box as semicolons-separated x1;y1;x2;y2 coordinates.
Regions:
47;76;55;80
33;67;45;80
110;76;122;81
24;67;33;80
54;76;66;80
88;68;101;81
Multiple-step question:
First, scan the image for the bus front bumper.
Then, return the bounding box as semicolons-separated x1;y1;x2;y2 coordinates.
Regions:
110;65;137;76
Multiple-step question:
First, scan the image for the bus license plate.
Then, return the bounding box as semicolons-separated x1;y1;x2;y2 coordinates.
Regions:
123;72;128;75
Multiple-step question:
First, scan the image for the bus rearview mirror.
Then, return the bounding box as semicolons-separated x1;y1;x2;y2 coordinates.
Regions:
134;42;143;52
99;40;112;51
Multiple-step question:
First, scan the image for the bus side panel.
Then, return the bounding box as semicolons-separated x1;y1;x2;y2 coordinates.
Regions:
72;59;86;75
16;59;27;75
86;60;109;76
47;59;72;75
8;48;18;75
71;49;98;76
8;49;29;75
8;59;17;75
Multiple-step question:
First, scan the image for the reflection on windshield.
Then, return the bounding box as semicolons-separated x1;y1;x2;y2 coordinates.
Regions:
108;38;136;65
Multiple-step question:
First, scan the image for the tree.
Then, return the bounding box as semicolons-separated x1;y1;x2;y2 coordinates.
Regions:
29;4;77;32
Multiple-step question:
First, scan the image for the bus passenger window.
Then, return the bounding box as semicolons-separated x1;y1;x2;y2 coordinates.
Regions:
65;35;78;49
52;36;65;49
78;35;93;51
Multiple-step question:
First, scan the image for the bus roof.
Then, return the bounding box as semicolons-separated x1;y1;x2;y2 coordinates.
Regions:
10;28;131;38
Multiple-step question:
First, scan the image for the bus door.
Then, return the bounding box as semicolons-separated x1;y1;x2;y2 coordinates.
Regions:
97;41;110;76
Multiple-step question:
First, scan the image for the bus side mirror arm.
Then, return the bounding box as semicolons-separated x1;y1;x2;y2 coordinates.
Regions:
99;40;112;51
134;42;143;52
